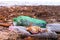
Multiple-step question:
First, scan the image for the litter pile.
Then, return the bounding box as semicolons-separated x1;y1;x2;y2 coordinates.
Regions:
0;16;58;40
0;6;60;40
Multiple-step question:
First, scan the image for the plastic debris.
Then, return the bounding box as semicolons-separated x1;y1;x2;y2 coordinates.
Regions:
13;16;47;28
9;26;31;36
46;23;60;32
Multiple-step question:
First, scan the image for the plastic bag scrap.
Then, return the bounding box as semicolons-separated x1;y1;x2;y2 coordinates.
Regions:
9;26;31;36
46;23;60;32
31;32;57;38
13;16;47;28
8;26;57;38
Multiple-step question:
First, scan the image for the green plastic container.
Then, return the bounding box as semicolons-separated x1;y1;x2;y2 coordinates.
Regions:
13;16;47;28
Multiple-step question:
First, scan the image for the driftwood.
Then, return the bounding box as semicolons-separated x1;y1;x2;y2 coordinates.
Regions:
0;23;11;27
